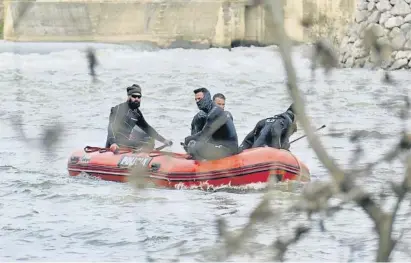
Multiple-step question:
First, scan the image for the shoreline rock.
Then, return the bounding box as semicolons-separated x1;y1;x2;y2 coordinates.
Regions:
339;0;411;70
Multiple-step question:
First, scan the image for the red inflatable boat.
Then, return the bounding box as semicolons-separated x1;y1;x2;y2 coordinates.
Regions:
67;145;311;189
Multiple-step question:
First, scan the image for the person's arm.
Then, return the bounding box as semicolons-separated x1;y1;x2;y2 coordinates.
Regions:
191;111;206;135
186;108;228;143
105;106;118;147
135;110;167;143
190;113;198;136
226;111;233;121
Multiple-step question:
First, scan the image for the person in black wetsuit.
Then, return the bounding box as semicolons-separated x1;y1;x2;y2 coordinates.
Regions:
213;93;234;121
126;86;155;149
190;93;234;135
184;88;239;160
239;104;297;151
105;84;173;152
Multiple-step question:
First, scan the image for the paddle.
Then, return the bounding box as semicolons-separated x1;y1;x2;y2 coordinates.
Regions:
155;143;171;151
289;124;326;144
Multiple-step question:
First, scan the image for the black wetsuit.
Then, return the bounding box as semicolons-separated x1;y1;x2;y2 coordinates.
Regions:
191;110;234;135
239;107;296;151
190;111;207;136
185;89;238;160
105;101;166;148
129;126;155;150
239;118;267;151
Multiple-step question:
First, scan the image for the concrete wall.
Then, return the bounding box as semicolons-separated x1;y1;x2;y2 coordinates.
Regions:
232;0;356;46
0;0;3;38
3;0;246;47
2;0;357;47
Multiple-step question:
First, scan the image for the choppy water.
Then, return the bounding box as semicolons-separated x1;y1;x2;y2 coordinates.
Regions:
1;40;411;261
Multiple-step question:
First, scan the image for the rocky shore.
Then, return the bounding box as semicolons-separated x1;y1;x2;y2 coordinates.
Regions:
339;0;411;70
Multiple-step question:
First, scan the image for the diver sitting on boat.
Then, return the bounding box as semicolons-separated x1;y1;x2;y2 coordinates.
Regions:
239;104;297;151
190;92;233;135
184;88;239;160
105;84;173;153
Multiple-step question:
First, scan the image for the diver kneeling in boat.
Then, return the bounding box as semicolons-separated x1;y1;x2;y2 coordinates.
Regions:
239;104;297;151
190;93;233;135
184;88;239;160
105;84;173;152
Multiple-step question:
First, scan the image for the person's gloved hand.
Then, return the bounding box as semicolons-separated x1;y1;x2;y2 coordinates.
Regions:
163;139;173;146
282;141;291;151
184;136;194;146
110;143;119;153
238;144;245;152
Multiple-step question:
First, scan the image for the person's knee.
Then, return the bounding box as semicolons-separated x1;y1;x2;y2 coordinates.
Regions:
186;140;196;153
213;144;236;159
187;140;203;156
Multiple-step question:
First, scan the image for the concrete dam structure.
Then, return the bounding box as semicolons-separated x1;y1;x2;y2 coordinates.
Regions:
2;0;356;48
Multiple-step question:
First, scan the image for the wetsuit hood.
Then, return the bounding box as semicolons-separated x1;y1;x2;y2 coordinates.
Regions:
195;88;213;113
285;103;295;122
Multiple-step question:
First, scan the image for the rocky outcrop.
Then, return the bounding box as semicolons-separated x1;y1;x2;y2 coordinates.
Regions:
339;0;411;70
